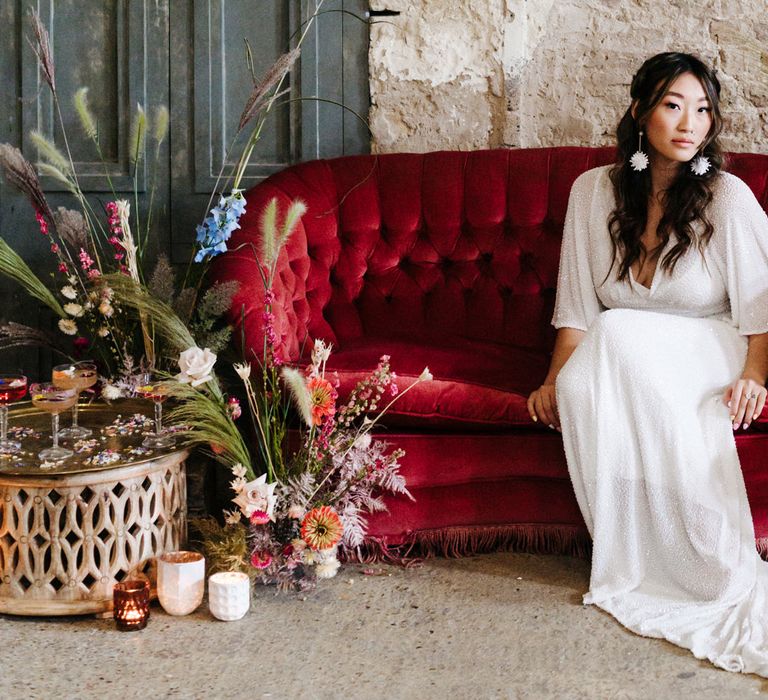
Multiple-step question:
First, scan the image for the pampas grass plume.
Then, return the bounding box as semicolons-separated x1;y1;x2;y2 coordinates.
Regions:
281;366;313;426
74;88;98;142
129;103;146;164
259;197;278;266
153;106;169;145
30;130;71;174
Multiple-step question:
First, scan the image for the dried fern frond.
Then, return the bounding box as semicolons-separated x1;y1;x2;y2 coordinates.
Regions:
0;238;65;317
74;88;98;142
0;144;53;221
30;130;71;174
238;47;300;131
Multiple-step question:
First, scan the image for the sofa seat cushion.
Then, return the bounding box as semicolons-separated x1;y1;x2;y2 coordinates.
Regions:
325;336;549;429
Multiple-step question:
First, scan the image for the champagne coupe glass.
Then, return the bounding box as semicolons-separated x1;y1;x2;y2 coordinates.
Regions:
0;373;28;455
52;361;97;439
30;383;77;461
136;373;175;449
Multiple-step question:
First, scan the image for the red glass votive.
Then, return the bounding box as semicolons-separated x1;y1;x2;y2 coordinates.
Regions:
113;579;150;631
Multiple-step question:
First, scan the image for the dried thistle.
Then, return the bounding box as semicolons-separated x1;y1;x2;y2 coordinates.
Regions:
27;9;55;92
238;47;300;132
148;254;175;302
74;88;98;142
30;129;71;174
52;207;89;252
0;144;54;222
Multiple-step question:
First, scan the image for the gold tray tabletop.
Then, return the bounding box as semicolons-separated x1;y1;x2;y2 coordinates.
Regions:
0;398;187;476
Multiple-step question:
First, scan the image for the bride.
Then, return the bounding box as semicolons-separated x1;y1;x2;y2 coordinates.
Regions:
527;52;768;675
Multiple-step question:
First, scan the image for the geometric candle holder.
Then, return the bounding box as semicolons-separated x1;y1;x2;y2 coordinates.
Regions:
113;579;150;631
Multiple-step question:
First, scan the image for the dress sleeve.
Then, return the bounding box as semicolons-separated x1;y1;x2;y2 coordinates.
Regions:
551;172;603;331
720;176;768;336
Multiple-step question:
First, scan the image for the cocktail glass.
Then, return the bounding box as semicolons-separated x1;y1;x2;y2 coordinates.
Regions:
0;373;28;455
30;383;77;461
52;361;97;439
136;374;175;449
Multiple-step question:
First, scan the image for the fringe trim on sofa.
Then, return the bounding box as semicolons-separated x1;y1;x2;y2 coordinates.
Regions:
343;530;768;567
341;523;594;567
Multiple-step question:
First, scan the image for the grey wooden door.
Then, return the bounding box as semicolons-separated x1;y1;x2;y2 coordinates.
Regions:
0;0;369;376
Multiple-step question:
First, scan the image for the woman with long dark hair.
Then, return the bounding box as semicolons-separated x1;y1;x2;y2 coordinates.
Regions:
528;52;768;674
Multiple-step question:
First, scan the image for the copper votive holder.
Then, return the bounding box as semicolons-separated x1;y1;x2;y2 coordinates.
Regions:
113;579;150;631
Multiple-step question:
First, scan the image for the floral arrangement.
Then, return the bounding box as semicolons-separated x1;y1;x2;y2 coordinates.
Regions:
0;6;427;594
176;201;433;592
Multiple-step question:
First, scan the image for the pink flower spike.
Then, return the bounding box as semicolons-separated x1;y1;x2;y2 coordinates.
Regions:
87;269;101;279
50;243;59;254
58;263;68;273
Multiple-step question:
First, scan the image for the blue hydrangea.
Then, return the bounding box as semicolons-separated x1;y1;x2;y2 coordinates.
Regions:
194;189;247;263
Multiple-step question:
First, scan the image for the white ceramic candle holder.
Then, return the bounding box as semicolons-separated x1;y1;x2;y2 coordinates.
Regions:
157;551;205;616
208;571;250;621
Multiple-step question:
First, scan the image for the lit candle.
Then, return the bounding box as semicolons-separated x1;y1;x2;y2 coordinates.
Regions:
208;571;250;621
157;551;205;616
113;579;150;631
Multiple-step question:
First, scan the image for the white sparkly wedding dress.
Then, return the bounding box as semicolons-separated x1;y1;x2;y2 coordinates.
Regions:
553;165;768;675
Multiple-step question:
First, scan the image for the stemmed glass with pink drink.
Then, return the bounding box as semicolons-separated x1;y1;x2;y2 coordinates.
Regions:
136;373;176;449
30;383;77;461
0;373;28;455
52;361;97;439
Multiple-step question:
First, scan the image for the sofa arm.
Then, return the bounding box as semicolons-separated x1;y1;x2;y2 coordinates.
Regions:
210;170;340;365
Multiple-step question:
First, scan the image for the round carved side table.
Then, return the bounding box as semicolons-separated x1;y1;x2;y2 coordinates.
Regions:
0;400;189;616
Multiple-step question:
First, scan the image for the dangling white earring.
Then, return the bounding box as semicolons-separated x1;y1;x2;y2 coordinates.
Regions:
691;154;711;175
630;131;649;172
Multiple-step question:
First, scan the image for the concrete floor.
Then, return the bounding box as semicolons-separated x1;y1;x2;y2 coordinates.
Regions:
1;552;767;700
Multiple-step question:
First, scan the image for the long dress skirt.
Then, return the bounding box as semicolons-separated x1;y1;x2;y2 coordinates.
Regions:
557;307;768;674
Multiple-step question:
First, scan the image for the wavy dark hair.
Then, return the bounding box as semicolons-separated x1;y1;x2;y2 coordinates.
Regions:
608;52;724;283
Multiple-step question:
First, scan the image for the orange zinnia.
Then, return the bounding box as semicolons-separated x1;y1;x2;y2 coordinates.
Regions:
307;376;336;425
300;506;344;550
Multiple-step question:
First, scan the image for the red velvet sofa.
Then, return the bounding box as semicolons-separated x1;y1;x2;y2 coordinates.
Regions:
212;146;768;560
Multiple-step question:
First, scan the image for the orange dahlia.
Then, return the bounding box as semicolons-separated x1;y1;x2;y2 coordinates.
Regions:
300;506;344;551
307;376;336;426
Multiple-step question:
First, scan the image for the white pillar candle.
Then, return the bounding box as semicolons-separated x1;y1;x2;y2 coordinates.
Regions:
208;571;250;621
157;551;206;616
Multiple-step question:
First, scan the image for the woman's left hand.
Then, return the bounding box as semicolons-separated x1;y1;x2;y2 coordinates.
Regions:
723;377;767;430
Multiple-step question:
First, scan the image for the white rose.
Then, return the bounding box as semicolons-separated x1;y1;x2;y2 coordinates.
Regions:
232;474;277;520
176;346;217;387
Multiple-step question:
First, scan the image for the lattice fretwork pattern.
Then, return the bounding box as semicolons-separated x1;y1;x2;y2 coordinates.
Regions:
0;452;187;615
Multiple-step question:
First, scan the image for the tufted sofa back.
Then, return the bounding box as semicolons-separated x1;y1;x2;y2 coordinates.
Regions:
211;147;768;362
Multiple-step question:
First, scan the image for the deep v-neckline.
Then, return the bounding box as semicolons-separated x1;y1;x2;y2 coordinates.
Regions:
629;237;674;293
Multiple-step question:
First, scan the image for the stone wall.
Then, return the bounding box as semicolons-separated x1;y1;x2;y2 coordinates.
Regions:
368;0;768;154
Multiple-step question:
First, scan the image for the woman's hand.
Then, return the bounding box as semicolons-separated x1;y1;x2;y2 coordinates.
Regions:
723;376;767;430
527;383;560;430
